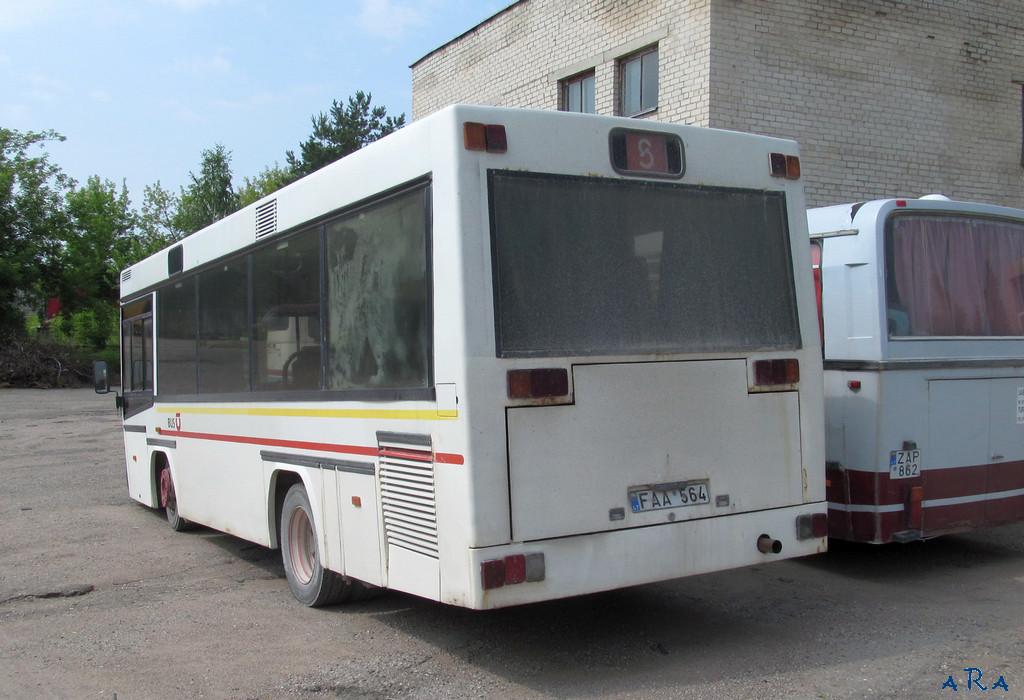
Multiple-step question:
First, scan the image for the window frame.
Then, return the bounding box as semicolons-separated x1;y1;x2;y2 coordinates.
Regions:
151;177;435;403
560;70;596;114
619;45;659;118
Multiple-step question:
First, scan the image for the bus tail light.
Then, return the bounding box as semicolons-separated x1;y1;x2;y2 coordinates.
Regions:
796;512;828;540
752;358;800;388
507;368;569;399
464;122;507;153
769;152;801;179
907;486;924;529
481;552;545;590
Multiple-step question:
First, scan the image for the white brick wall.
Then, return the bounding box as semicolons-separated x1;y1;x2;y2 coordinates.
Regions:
411;0;1024;207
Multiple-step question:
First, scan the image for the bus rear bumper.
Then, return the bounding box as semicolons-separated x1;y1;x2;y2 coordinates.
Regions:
464;503;827;610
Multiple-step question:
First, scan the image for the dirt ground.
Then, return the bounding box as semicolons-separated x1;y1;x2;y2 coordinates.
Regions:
1;387;1023;699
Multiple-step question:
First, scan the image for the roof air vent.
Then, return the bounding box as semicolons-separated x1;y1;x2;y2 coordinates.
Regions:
255;199;278;239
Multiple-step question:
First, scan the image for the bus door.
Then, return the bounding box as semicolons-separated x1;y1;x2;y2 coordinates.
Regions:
925;375;1023;532
120;296;155;502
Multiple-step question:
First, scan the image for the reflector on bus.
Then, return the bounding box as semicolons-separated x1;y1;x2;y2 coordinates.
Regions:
507;368;569;399
769;153;801;179
752;358;800;388
463;122;507;153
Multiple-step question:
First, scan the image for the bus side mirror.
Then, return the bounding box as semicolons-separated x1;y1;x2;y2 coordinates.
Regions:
93;360;111;394
94;360;124;409
94;360;116;392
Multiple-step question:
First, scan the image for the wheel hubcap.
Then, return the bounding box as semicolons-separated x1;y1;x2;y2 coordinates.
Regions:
288;507;316;585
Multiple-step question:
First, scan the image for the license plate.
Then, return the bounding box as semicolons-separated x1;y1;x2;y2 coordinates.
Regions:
629;480;710;513
889;449;921;479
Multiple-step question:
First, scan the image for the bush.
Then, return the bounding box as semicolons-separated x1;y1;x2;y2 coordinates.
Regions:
51;305;118;350
0;334;97;388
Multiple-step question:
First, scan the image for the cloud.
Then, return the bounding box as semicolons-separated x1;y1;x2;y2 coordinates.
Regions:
357;0;426;41
153;0;231;10
0;0;68;30
177;54;232;77
1;104;30;123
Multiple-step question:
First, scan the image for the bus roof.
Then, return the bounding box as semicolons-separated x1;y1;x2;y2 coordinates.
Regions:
120;104;805;299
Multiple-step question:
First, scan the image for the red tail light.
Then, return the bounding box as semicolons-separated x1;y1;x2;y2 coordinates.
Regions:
907;486;924;529
507;368;569;399
481;553;545;590
753;358;800;387
796;512;828;540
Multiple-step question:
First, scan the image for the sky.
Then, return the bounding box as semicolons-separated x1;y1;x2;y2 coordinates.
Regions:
0;0;505;201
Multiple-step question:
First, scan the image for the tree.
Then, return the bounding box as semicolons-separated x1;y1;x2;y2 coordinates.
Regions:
132;181;185;265
0;128;71;337
237;163;293;208
286;91;405;178
52;176;135;348
174;143;239;235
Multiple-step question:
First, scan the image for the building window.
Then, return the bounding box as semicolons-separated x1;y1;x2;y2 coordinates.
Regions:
561;71;595;114
620;46;658;117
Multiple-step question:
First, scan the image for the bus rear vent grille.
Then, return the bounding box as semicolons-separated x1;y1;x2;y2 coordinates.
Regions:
377;432;438;559
121;269;132;283
255;199;277;239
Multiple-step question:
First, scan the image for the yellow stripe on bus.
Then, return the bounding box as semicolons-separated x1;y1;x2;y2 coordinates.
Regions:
156;406;457;420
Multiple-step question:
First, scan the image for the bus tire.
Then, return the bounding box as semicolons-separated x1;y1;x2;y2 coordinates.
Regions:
158;465;194;532
281;483;351;607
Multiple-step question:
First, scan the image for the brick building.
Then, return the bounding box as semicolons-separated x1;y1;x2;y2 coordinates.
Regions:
411;0;1024;208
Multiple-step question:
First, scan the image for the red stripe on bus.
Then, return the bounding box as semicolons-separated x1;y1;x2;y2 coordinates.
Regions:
159;429;465;465
828;460;1024;542
379;447;433;462
434;452;465;465
838;460;1024;508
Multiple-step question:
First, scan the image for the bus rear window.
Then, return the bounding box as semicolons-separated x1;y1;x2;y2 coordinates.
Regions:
886;214;1024;337
489;171;800;357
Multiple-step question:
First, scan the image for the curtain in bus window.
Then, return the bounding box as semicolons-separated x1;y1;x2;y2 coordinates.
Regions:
324;187;429;391
890;216;1024;336
252;230;321;391
197;259;249;393
157;279;198;394
977;221;1024;335
490;172;800;357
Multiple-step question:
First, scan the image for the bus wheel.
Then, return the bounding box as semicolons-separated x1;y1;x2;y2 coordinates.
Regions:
281;483;352;607
158;466;193;532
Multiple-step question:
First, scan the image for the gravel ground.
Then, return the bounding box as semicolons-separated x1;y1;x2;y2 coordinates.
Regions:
1;387;1022;699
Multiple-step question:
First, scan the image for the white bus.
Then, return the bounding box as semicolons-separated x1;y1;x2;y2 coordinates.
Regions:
95;105;826;609
809;195;1024;543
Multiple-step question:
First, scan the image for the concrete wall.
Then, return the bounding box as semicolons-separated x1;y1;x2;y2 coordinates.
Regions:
411;0;1024;208
708;1;1024;206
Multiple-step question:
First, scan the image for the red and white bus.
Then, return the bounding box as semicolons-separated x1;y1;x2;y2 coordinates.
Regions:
95;105;826;609
809;195;1024;543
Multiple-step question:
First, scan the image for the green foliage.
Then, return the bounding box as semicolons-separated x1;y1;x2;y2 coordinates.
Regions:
61;176;135;304
286;91;405;178
238;163;294;208
132;181;186;264
1;91;404;362
0;128;72;337
51;304;119;350
51;175;138;349
174;143;239;235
